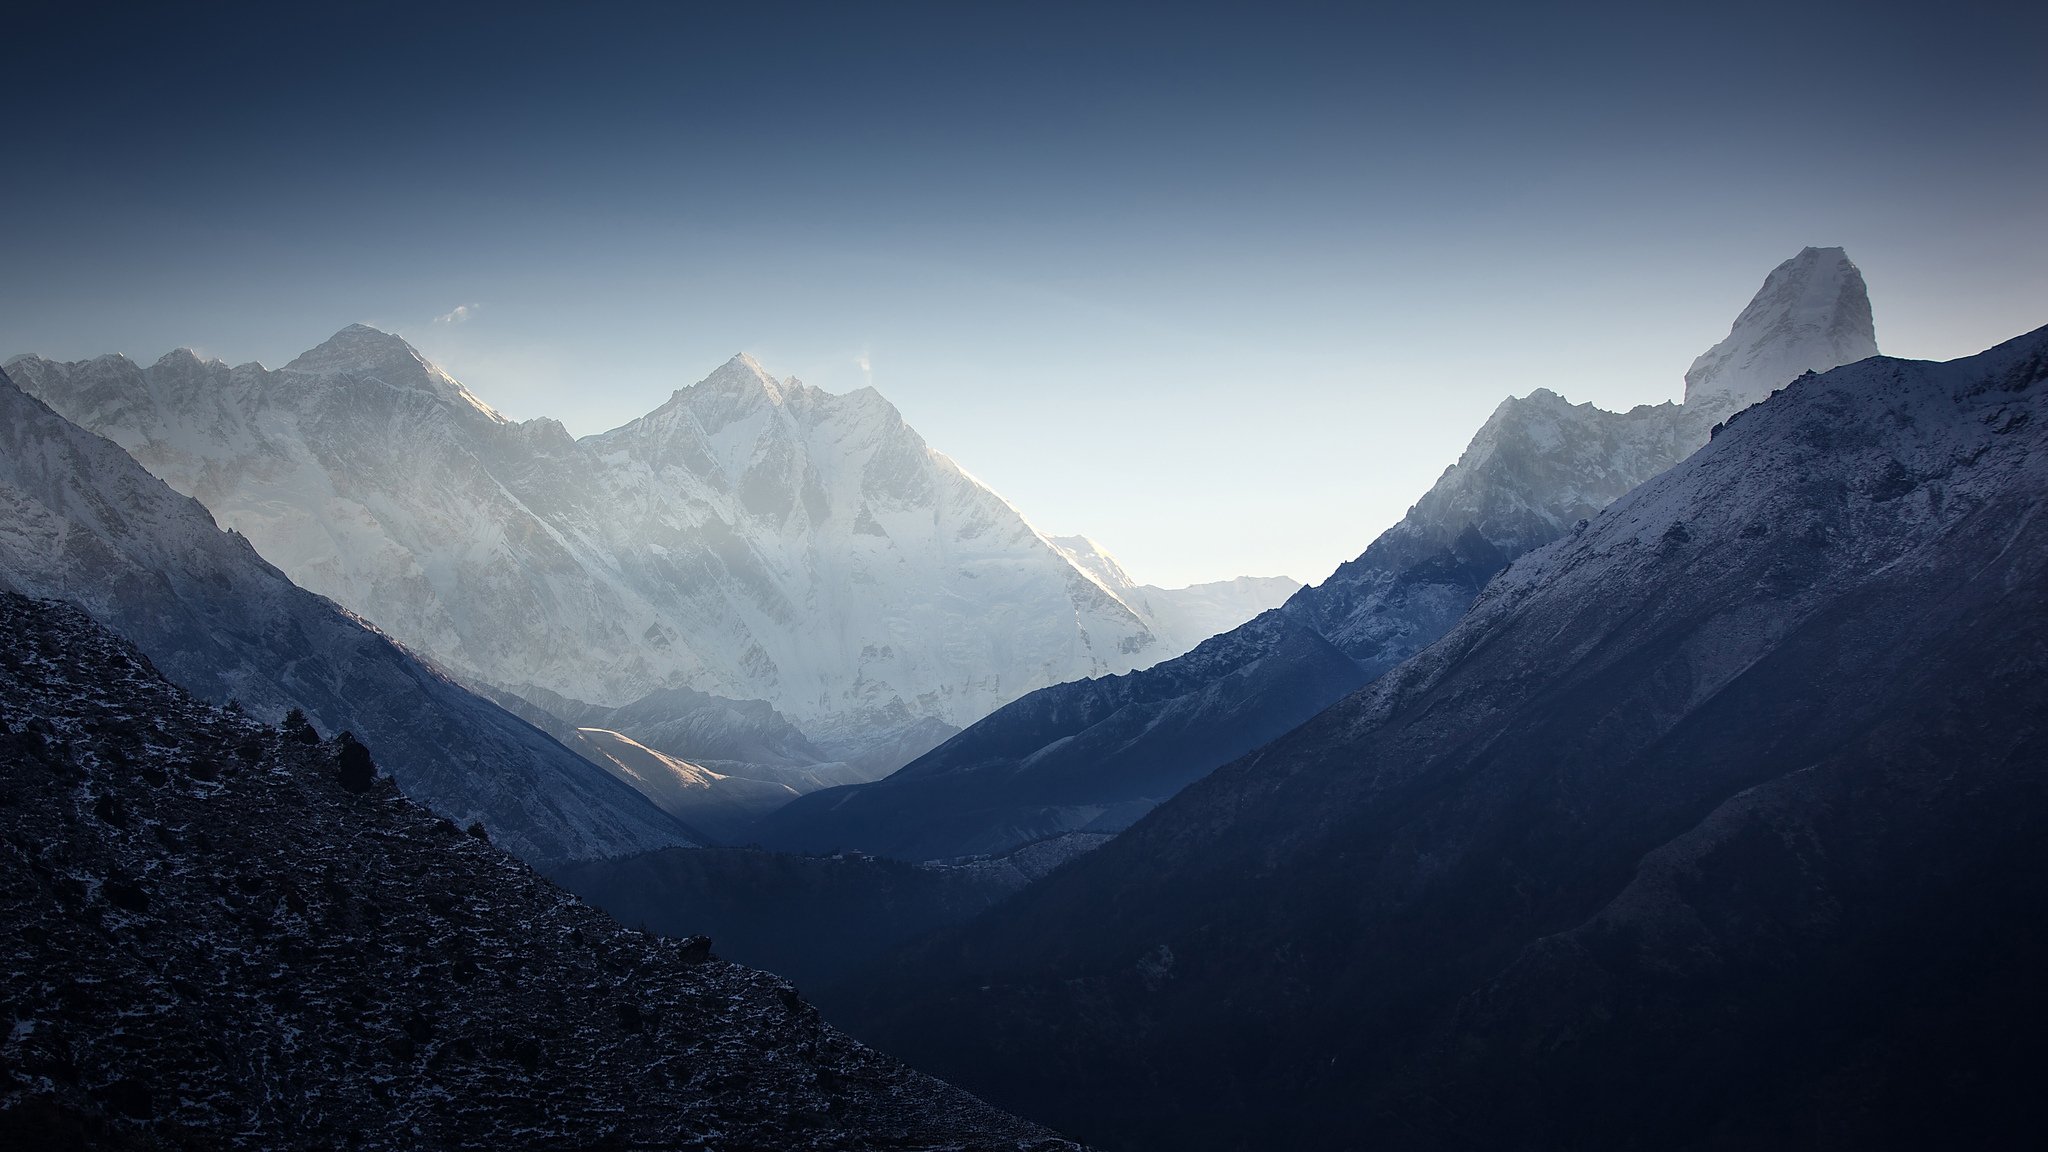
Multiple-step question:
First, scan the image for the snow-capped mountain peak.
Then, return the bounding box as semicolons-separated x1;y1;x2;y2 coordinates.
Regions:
10;336;1289;769
697;351;791;405
151;347;222;372
283;323;506;422
1683;246;1877;420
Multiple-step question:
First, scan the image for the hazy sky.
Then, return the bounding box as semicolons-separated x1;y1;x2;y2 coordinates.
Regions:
7;1;2045;586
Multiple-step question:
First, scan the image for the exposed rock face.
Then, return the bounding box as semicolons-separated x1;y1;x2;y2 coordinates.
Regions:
0;369;688;867
6;333;1289;765
1684;245;1878;418
0;593;1075;1151
832;327;2048;1151
752;249;1884;863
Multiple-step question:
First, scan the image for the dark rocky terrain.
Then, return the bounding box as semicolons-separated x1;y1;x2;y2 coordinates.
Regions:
0;593;1076;1151
829;329;2048;1150
559;834;1108;991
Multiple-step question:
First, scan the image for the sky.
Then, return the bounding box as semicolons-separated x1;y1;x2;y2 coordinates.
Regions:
6;0;2045;587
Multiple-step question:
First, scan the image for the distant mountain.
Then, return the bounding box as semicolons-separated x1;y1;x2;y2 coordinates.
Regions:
831;326;2048;1151
753;248;1878;862
7;333;1293;767
525;682;834;772
0;593;1076;1150
0;367;689;867
1048;535;1301;656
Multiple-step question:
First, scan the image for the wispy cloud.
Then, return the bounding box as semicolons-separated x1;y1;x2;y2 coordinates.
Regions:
435;303;480;324
856;352;873;387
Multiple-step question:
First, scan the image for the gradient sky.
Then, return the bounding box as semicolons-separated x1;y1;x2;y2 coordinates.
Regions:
7;0;2045;586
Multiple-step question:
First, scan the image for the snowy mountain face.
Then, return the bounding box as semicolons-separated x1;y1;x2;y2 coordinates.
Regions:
1048;535;1301;657
754;248;1881;862
0;594;1077;1150
0;368;690;867
841;325;2048;1152
3;333;1286;770
1684;245;1878;418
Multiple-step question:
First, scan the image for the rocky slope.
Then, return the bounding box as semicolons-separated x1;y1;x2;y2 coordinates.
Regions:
6;335;1291;767
0;593;1074;1150
0;369;689;868
556;836;1110;993
830;326;2048;1151
755;248;1877;862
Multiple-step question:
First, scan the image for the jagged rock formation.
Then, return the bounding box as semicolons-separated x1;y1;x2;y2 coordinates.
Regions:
6;333;1292;766
831;326;2048;1151
0;593;1077;1150
754;249;1881;862
0;369;688;867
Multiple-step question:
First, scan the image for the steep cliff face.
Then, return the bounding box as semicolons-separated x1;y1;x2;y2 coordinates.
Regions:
833;327;2048;1152
755;250;1879;862
0;594;1076;1151
0;368;691;867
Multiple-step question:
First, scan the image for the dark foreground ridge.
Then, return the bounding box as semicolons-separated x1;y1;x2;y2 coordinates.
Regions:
0;594;1074;1151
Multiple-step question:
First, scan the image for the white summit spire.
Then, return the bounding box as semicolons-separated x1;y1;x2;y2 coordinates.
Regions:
1683;246;1878;420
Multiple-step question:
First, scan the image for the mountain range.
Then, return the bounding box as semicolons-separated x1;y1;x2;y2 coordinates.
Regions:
5;336;1295;787
752;246;1879;862
4;238;2042;1150
0;367;691;867
829;319;2048;1151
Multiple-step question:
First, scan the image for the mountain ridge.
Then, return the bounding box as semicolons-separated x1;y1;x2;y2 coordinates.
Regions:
7;336;1295;773
753;248;1878;861
0;365;691;867
828;322;2048;1151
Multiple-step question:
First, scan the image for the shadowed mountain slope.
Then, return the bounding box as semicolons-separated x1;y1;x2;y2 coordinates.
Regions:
828;327;2048;1151
0;593;1075;1150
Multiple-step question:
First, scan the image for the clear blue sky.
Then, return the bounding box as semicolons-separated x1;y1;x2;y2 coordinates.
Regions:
7;0;2044;586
